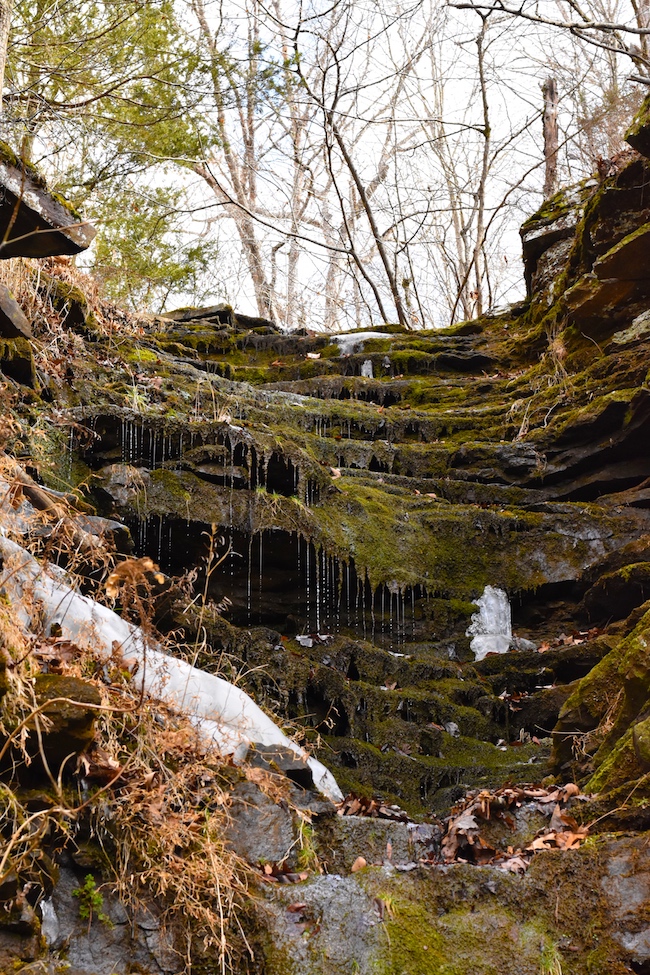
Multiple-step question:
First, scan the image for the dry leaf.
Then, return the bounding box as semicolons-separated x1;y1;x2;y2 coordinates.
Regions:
561;783;581;800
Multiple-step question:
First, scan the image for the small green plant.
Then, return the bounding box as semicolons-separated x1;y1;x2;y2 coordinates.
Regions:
296;820;320;872
72;874;113;928
540;941;563;975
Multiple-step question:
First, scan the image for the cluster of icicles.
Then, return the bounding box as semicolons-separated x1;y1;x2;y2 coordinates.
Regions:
0;528;343;803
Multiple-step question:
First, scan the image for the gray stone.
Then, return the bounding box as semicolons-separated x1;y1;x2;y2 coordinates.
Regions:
46;864;180;974
262;873;384;975
227;780;295;864
321;815;440;873
601;836;650;965
248;742;318;791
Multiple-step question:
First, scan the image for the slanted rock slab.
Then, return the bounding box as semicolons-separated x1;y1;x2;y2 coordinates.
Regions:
0;284;32;339
0;141;95;259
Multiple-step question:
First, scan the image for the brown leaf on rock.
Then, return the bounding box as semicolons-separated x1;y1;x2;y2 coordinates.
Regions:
554;830;587;850
561;783;581;800
549;803;580;833
336;793;409;822
439;781;592;869
498;855;529;874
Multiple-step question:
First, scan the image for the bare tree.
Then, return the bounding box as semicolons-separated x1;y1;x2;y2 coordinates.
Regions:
0;0;12;109
542;77;559;198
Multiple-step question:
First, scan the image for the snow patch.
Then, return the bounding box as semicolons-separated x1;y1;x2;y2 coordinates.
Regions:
334;330;391;355
0;536;343;802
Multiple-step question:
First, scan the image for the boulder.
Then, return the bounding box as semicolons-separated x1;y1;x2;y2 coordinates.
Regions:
626;93;650;156
0;336;36;386
29;675;101;770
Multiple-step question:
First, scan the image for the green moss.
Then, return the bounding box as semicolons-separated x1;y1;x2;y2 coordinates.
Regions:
127;347;159;363
363;873;553;975
0;138;48;188
586;726;643;793
625;93;650;155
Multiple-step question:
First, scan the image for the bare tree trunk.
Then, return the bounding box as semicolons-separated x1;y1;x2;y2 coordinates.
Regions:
471;19;491;318
0;0;12;112
328;113;409;329
542;76;559;199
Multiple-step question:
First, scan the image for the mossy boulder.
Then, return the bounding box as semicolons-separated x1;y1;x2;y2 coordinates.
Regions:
552;606;650;792
0;337;36;387
625;93;650;157
28;675;101;771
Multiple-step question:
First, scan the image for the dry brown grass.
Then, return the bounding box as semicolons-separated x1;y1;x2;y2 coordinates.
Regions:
0;465;255;974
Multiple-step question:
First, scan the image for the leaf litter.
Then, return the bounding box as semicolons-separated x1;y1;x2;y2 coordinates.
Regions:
337;783;591;875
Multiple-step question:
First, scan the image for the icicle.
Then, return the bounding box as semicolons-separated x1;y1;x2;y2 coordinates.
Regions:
335;557;342;634
157;515;163;566
305;542;311;631
315;546;321;632
258;531;263;624
345;562;350;629
246;533;255;626
229;438;235;525
322;548;327;631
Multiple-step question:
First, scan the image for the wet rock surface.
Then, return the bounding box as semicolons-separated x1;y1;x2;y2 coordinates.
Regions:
6;96;650;975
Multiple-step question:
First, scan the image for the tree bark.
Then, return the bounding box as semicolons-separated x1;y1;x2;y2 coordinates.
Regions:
542;76;559;199
0;1;12;112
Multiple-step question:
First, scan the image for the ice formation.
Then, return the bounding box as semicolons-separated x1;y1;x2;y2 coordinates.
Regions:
360;359;374;378
466;585;512;661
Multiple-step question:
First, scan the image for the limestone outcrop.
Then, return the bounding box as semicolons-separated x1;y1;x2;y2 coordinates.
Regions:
5;99;650;975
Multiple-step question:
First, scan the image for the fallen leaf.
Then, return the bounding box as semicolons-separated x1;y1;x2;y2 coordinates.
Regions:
351;856;367;872
561;783;581;800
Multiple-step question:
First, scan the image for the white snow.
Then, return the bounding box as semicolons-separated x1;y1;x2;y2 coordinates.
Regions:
0;535;343;802
334;330;391;355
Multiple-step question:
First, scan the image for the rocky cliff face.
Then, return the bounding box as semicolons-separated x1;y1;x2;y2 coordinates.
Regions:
4;100;650;973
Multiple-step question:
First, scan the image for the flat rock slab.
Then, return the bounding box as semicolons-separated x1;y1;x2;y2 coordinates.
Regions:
0;145;95;258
